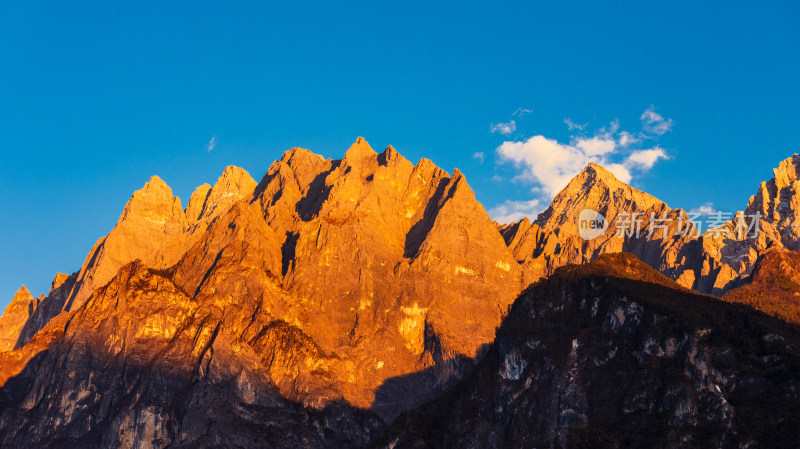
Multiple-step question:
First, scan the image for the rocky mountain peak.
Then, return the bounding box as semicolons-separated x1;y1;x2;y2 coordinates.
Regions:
771;153;800;188
559;161;627;193
380;144;399;163
50;273;69;292
11;285;32;303
0;286;36;351
536;162;665;232
186;183;212;222
187;166;257;230
118;175;185;225
280;146;324;168
0;164;258;352
148;141;524;418
498;161;692;290
66;176;189;309
141;174;171;193
217;165;257;192
583;160;616;179
342;136;378;169
745;154;800;250
279;147;330;192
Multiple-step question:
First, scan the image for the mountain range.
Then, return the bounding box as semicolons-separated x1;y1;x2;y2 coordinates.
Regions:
1;138;799;448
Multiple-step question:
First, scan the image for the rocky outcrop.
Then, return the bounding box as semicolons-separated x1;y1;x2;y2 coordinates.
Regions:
376;254;800;448
186;183;212;223
13;272;77;348
68;167;258;313
0;286;39;352
746;154;800;249
66;176;190;310
0;272;79;352
186;165;258;234
3;167;259;353
722;246;800;324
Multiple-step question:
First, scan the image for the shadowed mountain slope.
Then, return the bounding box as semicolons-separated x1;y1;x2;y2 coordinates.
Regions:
723;246;800;325
374;254;800;449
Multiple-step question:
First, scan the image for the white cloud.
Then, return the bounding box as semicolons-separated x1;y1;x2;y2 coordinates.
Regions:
497;136;582;197
689;202;717;216
625;147;668;170
575;136;617;156
491;109;531;137
207;136;218;152
489;107;673;223
496;131;661;198
564;118;586;131
488;199;543;224
618;131;639;147
513;108;533;117
604;163;633;184
641;106;673;136
491;120;516;136
472;152;485;163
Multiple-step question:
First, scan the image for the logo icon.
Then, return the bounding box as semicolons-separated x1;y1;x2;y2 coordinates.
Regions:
578;209;608;240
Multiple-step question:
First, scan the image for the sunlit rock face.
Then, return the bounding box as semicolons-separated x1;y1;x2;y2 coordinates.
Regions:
168;137;523;415
66;175;189;311
67;166;259;312
499;162;695;287
0;139;527;447
185;165;258;234
0;262;383;448
375;254;800;449
0;286;37;352
0;272;78;352
3;167;259;352
746;154;800;249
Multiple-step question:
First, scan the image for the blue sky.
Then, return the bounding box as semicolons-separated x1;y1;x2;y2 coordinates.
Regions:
1;0;799;307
